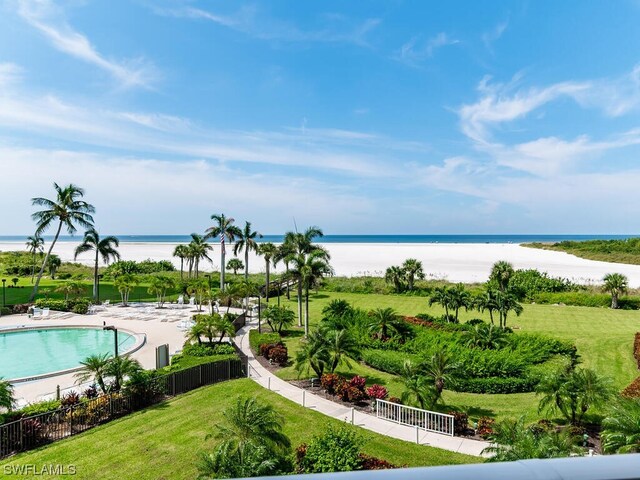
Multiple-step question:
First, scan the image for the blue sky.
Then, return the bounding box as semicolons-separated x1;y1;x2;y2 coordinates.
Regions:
1;0;640;235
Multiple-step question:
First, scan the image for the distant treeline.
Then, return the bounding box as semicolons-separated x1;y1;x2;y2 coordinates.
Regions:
526;238;640;265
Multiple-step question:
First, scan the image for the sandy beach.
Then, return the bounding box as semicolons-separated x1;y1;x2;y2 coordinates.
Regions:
3;241;640;287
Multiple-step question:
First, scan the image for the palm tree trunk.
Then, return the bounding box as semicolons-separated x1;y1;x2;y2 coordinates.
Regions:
31;252;35;284
93;250;99;300
265;261;270;304
245;249;249;281
612;293;618;309
30;221;62;302
304;285;310;337
286;264;290;300
297;282;303;327
220;248;226;291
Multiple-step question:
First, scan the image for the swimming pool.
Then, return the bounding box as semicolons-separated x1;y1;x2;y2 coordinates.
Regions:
0;327;138;381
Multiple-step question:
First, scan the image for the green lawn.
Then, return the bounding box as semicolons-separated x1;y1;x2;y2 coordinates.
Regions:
268;291;640;422
1;379;478;480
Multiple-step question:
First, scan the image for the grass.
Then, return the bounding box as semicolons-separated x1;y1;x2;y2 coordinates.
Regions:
1;379;478;479
267;290;640;422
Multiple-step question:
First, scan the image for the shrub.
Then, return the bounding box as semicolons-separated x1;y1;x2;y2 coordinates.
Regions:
12;304;30;314
634;333;640;369
268;345;289;366
18;399;61;418
360;349;417;375
183;344;217;357
621;376;640;398
60;392;81;407
72;303;88;314
321;374;346;395
20;418;46;448
249;330;281;353
449;411;469;436
337;376;367;403
388;397;402;404
358;454;399;470
0;307;10;316
296;426;363;473
450;376;537;394
476;417;495;438
365;384;388;400
83;385;99;399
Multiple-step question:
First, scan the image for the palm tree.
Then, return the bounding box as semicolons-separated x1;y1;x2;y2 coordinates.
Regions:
601;398;640;453
0;378;15;411
275;242;295;301
288;250;333;336
25;234;44;283
421;350;458;401
148;275;176;307
54;281;86;302
173;245;189;280
105;356;142;392
428;286;452;319
114;273;139;306
234;221;263;281
448;283;471;322
367;307;406;341
227;258;244;276
188;233;213;278
400;360;437;410
263;305;295;334
188;321;207;345
75;353;111;394
30;183;95;301
187;278;210;312
74;228;120;300
206;214;242;291
462;322;508;349
483;416;580;461
47;254;61;279
475;288;499;325
402;258;425;291
384;266;406;293
326;329;360;373
495;290;523;329
490;260;514;292
258;242;278;304
295;330;330;378
213;314;236;344
602;273;628;309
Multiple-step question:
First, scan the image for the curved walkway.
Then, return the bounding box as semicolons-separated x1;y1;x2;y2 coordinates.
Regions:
234;317;490;457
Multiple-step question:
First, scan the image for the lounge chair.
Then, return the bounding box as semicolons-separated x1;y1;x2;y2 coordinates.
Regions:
177;295;184;306
188;297;195;307
41;308;50;318
30;307;42;319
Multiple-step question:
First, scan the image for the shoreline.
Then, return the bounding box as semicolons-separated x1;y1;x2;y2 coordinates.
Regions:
4;241;640;287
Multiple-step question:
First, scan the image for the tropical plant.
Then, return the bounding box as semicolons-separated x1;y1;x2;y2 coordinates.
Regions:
428;286;452;319
602;273;628;309
30;183;95;301
46;254;61;279
258;242;278;304
75;353;111;394
421;350;459;401
198;396;291;478
187;278;210;312
187;233;213;279
173;244;189;280
448;283;471;322
114;273;139;306
226;258;245;275
0;378;15;411
25;234;44;283
74;228;120;300
104;356;142;392
601;398;640;453
206;214;242;291
326;329;360;373
148;275;176;307
402;258;425;291
188;321;207;345
384;266;406;293
495;290;523;329
11;277;19;287
400;360;437;409
233;221;263;281
367;307;409;341
462;322;508;350
297;425;363;473
295;330;330;379
483;416;580;461
537;366;614;425
263;305;295;334
54;281;86;302
490;260;515;292
474;288;499;325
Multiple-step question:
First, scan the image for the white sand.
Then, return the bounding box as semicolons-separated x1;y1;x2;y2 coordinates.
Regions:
4;241;640;287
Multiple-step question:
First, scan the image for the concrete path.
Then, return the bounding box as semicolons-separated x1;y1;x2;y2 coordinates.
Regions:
234;318;490;457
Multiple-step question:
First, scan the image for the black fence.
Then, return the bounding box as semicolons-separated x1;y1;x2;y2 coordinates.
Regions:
0;357;248;459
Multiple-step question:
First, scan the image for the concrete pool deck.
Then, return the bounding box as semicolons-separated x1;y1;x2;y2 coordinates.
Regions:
0;303;242;406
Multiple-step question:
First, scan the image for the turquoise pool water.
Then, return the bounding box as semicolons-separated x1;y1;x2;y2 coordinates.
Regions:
0;328;136;380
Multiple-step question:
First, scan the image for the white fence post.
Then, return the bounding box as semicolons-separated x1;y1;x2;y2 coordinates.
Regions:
375;399;454;436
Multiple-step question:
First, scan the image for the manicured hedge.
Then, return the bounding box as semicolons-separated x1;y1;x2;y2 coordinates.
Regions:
34;298;90;314
450;376;537;394
532;292;640;309
248;330;281;353
360;349;418;375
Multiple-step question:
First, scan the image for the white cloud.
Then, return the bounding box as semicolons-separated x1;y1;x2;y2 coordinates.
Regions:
397;32;459;65
0;63;23;87
16;0;158;89
482;19;509;50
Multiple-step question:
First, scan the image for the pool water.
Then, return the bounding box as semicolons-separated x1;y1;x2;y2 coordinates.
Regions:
0;328;136;380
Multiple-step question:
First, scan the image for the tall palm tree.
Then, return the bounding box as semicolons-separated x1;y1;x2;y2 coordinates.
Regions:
0;378;15;411
173;244;189;280
275;242;295;302
258;242;278;304
30;183;95;301
74;228;120;300
234;221;263;281
602;273;628;309
384;266;406;293
25;235;44;283
601;398;640;453
490;260;515;292
206;214;242;291
188;233;213;278
288;250;333;336
402;258;425;291
75;353;111;394
47;254;62;279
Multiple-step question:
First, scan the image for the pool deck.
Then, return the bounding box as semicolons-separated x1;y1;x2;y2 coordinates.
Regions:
0;303;239;406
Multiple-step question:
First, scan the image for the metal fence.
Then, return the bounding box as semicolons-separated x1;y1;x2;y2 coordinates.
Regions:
375;399;454;436
0;357;248;459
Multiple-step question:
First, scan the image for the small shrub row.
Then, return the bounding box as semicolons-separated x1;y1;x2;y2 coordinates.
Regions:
360;349;418;376
319;374;386;403
34;298;90;314
182;343;236;357
260;342;289;366
532;291;640;309
450;376;537;394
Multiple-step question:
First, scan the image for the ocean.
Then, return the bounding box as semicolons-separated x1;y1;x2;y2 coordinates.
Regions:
0;234;637;244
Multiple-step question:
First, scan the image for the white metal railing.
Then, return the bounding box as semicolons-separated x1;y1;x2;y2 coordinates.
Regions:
375;399;454;436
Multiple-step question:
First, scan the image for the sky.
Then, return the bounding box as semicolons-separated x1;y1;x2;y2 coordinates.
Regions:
1;0;640;235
